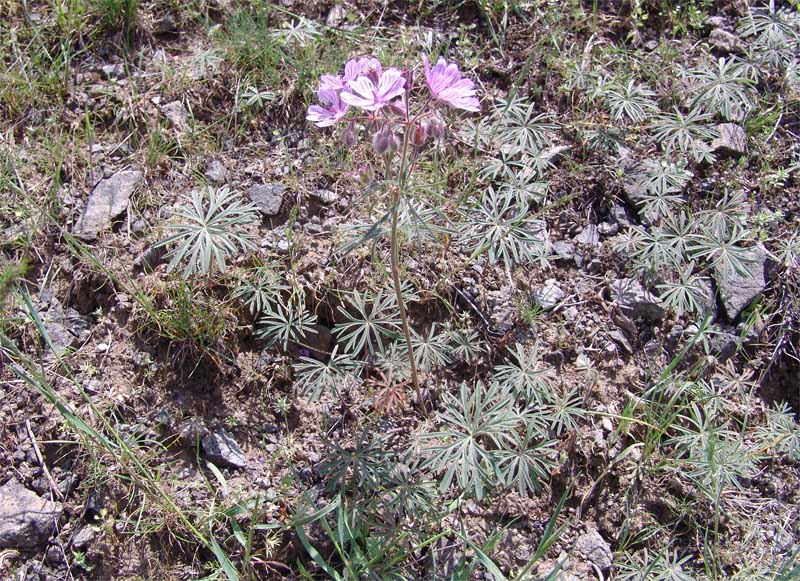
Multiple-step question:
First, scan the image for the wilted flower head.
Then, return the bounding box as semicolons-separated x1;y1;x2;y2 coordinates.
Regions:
341;68;406;112
306;88;349;127
422;55;480;112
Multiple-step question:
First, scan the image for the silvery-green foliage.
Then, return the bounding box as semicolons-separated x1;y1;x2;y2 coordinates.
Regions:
373;341;412;382
685;57;756;120
737;2;800;48
605;79;659;124
649;107;718;156
334;288;403;356
156;186;259;278
405;323;452;372
493;343;554;405
419;381;518;499
494;426;556;497
627;159;692;221
317;430;393;492
667;402;758;500
687;223;756;277
616;549;698;581
775;232;800;268
498;173;549;207
636;159;693;197
614;225;685;275
256;291;317;350
339;197;448;254
656;263;711;317
458;188;551;270
480;151;523;181
268;16;320;46
545;387;587;437
293;348;361;400
752;36;797;69
232;264;288;315
583;126;626;155
492;96;557;155
756;403;800;461
695;189;750;240
446;327;486;364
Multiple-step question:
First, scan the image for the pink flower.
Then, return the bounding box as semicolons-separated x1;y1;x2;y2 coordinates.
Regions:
306;89;349;127
319;59;366;92
340;68;405;112
422;55;480;113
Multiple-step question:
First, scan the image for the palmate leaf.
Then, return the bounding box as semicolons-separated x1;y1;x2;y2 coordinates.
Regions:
737;2;800;47
493;343;555;406
459;188;551;270
419;382;519;499
333;288;402;356
495;429;556;497
605;79;658;124
649;107;718;155
293;347;361;400
687;224;757;278
256;294;318;350
156;186;259;278
685;57;756;120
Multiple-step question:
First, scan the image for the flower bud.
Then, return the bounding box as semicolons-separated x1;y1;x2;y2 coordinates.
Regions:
358;164;374;185
342;122;357;147
372;126;391;154
373;125;397;155
428;117;445;140
412;122;428;148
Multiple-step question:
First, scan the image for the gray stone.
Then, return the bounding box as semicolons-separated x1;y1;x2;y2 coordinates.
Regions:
76;169;143;240
533;279;565;310
202;429;247;469
608;278;665;320
541;145;570;165
42;301;91;357
573;530;612;570
133;245;167;272
575;224;600;246
161;101;189;132
715;245;768;320
177;417;209;448
709;28;742;53
708;326;738;362
0;479;63;549
310;188;338;204
608;329;633;354
712;123;747;156
597;221;619;236
100;63;125;80
706;15;727;28
205;160;228;185
71;526;96;550
552;240;576;261
326;4;346;27
247;183;285;216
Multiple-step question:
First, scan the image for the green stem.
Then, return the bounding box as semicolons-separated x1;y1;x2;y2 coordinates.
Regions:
390;123;425;415
390;188;424;415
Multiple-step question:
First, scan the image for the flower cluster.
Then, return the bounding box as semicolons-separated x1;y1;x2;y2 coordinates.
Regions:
306;54;480;135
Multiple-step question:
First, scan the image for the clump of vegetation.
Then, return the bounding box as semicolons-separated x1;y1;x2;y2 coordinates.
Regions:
1;0;799;579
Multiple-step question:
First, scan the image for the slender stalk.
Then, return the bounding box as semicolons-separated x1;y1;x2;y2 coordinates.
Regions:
389;119;425;415
389;187;424;415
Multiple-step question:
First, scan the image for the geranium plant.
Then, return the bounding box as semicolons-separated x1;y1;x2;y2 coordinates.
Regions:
307;54;480;413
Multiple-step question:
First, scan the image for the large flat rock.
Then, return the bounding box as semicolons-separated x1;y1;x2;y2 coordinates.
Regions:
76;169;143;240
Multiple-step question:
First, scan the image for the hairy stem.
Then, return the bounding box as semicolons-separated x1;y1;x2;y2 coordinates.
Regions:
390;186;425;415
390;119;425;414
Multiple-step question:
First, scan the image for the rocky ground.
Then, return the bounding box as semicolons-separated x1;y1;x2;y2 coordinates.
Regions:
1;0;799;579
